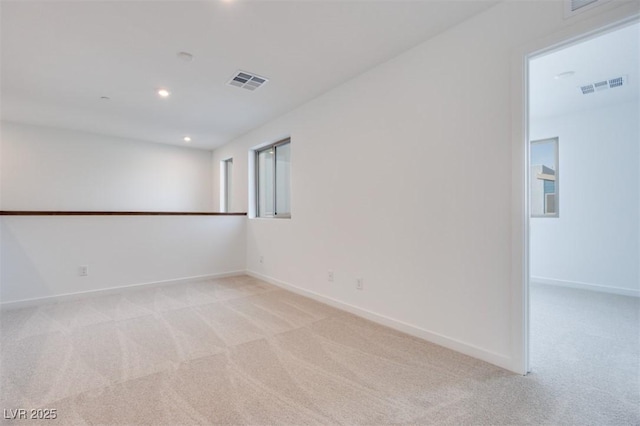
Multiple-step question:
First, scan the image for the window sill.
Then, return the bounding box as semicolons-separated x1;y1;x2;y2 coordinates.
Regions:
251;215;291;220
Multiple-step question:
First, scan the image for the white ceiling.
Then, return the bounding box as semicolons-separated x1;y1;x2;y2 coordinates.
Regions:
1;0;498;150
530;22;639;120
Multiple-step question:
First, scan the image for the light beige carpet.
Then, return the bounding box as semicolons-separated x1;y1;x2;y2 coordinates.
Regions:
0;276;638;425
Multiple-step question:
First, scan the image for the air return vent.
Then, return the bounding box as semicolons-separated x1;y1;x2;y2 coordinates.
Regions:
565;0;611;18
227;71;268;91
579;76;627;95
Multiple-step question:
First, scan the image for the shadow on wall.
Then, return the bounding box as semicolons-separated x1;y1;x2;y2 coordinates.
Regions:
1;221;50;303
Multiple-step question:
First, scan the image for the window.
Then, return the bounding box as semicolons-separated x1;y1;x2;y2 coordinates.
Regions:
530;137;559;217
256;138;290;218
220;158;233;212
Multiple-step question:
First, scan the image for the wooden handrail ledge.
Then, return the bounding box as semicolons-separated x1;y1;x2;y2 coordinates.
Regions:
0;211;247;216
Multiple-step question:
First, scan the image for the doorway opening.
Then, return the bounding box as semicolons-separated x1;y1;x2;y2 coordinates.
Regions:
526;20;639;393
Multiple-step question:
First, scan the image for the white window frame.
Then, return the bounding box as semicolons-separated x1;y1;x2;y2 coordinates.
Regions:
255;138;291;218
530;137;559;218
219;158;233;213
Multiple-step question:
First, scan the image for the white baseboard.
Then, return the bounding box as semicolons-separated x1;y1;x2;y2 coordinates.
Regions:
0;270;246;310
246;270;514;373
531;276;640;297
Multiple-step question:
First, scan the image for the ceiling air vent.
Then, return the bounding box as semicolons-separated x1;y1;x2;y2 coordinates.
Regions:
580;84;595;95
608;76;624;88
579;75;627;95
227;70;268;91
565;0;611;18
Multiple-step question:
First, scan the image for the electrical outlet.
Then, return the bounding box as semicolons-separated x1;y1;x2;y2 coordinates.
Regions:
259;256;264;264
328;271;334;282
356;277;364;290
79;265;89;277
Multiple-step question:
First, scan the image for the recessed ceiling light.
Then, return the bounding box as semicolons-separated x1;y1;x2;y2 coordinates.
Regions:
177;51;194;62
554;71;575;80
183;136;191;142
158;89;170;98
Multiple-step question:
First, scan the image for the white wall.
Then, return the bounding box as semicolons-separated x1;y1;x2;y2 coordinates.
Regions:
1;121;213;211
530;101;639;296
1;121;246;305
211;1;639;372
1;216;246;304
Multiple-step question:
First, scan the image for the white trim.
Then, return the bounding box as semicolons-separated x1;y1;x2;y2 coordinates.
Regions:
510;29;531;377
531;277;640;297
247;270;514;372
247;149;257;218
219;159;228;212
512;5;640;377
0;271;245;310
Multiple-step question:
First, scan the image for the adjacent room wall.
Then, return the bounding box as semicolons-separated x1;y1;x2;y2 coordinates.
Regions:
211;1;639;372
1;121;213;211
1;121;246;305
530;101;639;296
